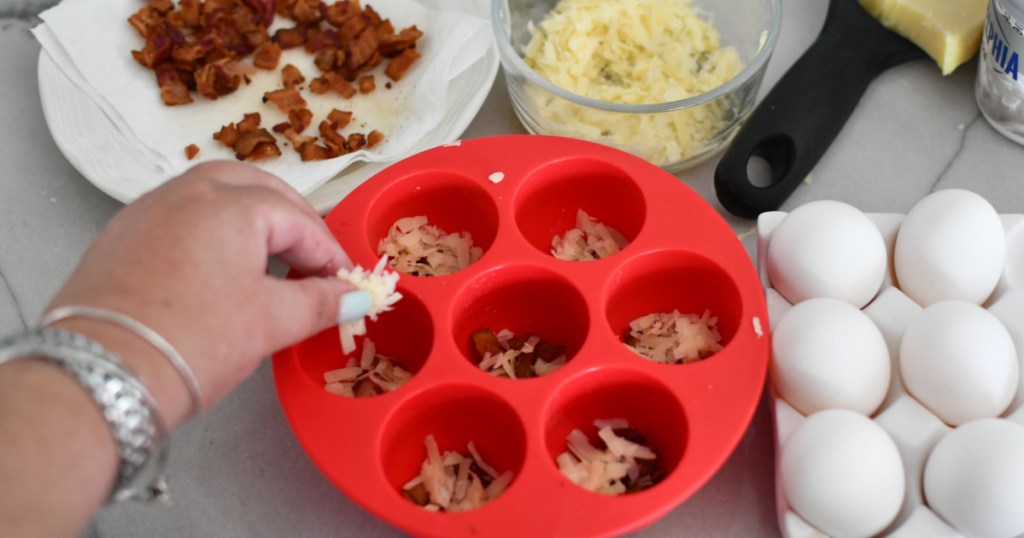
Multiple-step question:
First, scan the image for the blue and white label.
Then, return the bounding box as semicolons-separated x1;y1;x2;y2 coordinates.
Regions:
983;0;1024;82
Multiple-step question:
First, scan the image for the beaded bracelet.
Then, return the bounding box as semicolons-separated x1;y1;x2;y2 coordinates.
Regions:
0;328;170;503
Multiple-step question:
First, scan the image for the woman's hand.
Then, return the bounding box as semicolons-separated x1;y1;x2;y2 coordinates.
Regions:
46;161;363;427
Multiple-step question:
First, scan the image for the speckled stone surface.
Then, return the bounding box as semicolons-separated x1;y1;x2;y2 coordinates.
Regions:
2;0;1023;536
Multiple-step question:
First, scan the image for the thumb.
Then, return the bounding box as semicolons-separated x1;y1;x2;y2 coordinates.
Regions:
260;276;370;352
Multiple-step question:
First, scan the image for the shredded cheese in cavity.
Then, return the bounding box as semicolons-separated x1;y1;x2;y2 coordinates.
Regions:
522;0;743;165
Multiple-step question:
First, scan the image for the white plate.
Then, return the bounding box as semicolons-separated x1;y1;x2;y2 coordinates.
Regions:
37;0;499;215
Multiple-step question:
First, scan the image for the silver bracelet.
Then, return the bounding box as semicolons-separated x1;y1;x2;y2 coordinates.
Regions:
0;328;170;503
40;305;203;418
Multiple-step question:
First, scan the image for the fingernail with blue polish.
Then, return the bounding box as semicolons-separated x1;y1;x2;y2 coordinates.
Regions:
338;290;372;325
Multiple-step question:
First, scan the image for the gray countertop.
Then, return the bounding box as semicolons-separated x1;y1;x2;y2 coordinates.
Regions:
2;1;1023;536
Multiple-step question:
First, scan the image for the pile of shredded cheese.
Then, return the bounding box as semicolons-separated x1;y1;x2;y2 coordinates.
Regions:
402;434;514;512
336;256;403;354
477;329;568;378
378;216;483;276
522;0;743;165
551;209;628;261
323;338;412;397
625;309;723;363
556;418;660;495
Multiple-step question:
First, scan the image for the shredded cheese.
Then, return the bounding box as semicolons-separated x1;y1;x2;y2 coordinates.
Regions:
625;309;723;363
323;338;413;397
551;209;628;261
522;0;744;165
335;256;402;354
403;435;514;511
378;216;483;276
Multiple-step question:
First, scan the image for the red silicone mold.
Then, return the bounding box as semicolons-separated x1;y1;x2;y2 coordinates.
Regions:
272;135;770;537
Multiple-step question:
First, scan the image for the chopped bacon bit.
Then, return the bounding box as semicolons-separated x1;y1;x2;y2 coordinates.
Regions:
242;0;275;27
170;33;223;64
327;108;352;129
273;25;309;49
247;139;283;160
194;60;246;99
322;1;359;27
185;143;201;160
234;128;279;159
155;63;193;105
375;19;394;39
298;141;337;161
386;48;419;81
385;81;392;89
128;7;165;38
149;0;175;14
358;75;375;94
324;71;357;98
314;47;338;71
253;41;282;69
131;24;173;67
347;132;367;151
178;0;201;26
281;63;305;87
213;123;240;147
292;0;324;24
272;122;291;133
275;0;297;17
309;77;330;94
282;128;316;148
379;25;421;57
288;107;314;132
305;28;342;52
319;120;349;154
337;12;369;42
263;87;307;113
367;130;384;147
237;112;262;133
346;28;379;70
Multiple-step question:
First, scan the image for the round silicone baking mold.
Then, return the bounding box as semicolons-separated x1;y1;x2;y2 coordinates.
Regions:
273;135;770;537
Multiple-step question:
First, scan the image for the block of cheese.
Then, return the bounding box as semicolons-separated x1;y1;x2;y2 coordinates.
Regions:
859;0;988;75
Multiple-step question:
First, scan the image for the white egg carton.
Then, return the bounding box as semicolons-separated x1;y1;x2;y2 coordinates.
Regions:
758;204;1024;538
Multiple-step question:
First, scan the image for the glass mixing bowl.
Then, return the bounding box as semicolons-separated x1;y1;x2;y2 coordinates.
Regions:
492;0;782;173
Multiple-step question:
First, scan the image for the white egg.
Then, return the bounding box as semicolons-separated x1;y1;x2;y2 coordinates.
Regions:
924;419;1024;538
900;301;1018;426
781;409;905;538
766;200;887;308
771;297;890;416
894;189;1006;306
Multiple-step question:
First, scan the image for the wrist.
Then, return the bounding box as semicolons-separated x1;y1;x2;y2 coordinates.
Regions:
47;317;192;429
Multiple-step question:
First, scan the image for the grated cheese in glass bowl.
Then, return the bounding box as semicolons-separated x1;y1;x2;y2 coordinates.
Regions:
492;0;782;172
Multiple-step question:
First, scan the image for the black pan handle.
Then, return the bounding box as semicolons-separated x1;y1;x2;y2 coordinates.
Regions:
714;0;927;219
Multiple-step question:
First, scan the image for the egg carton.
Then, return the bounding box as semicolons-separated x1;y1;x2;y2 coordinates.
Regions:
758;205;1024;538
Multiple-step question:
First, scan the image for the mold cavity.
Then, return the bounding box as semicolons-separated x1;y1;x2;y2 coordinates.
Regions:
514;158;645;260
452;266;589;379
366;173;499;277
380;385;527;510
296;289;432;396
543;368;687;495
606;250;743;365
